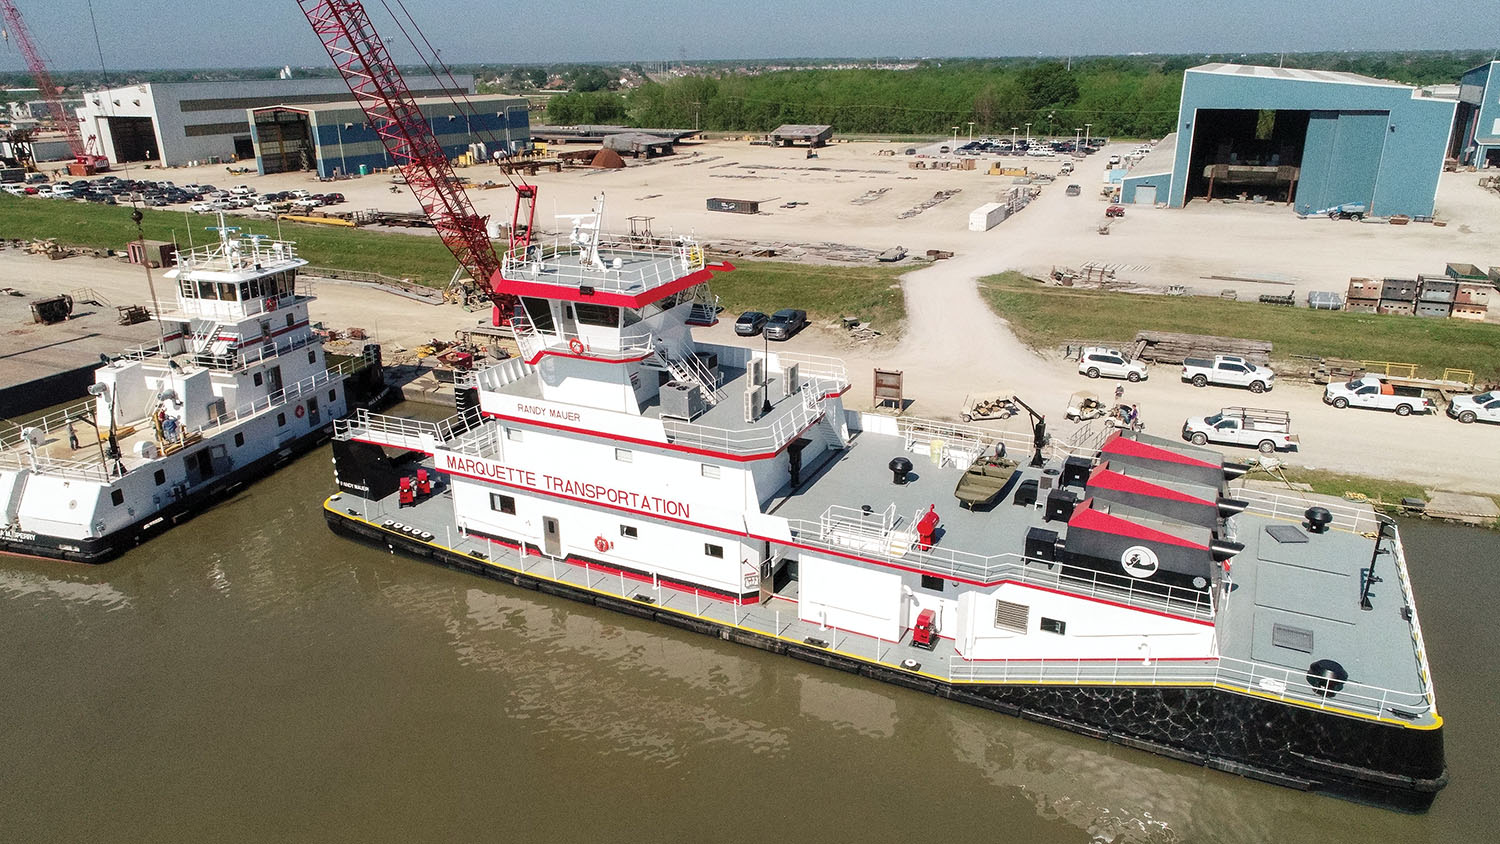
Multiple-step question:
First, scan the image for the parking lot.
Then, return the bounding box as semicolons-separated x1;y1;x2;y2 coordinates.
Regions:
3;174;347;216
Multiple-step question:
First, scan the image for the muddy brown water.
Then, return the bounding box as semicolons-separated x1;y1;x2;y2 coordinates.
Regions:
1;413;1494;842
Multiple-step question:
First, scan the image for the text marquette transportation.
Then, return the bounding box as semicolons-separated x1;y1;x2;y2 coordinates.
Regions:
321;197;1444;811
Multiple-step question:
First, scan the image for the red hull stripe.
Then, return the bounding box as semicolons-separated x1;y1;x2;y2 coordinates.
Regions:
521;348;653;366
492;261;736;308
480;408;823;463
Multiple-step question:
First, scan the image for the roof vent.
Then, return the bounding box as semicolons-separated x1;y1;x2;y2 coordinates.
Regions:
1304;507;1333;534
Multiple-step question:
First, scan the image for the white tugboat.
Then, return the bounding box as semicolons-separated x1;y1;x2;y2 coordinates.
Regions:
322;200;1444;811
0;217;372;563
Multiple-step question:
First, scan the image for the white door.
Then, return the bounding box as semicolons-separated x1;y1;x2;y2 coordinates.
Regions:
1136;186;1157;205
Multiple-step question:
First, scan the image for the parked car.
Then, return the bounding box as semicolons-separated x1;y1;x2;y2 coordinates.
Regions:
323;192;345;204
190;200;228;213
1324;375;1432;416
1182;407;1297;454
291;197;322;208
1446;391;1500;424
2;184;27;196
252;201;284;213
1105;205;1125;218
230;185;254;196
290;189;312;198
734;310;769;337
1078;346;1148;382
1065;184;1081;196
763;308;808;341
1180;355;1275;393
26;173;49;184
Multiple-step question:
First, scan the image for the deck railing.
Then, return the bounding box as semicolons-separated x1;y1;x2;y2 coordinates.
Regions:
334;406;480;453
512;317;656;363
789;513;1215;620
1232;486;1383;534
949;653;1432;721
501;236;704;293
660;376;833;456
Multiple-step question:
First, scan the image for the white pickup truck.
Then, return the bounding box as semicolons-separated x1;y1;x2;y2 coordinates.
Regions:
1447;390;1500;424
1324;375;1433;416
1181;355;1276;393
1182;407;1298;454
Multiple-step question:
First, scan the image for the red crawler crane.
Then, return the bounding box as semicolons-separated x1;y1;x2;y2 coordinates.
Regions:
1;0;109;173
297;0;534;324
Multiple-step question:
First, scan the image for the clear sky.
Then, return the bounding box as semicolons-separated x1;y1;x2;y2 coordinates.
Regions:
1;0;1497;72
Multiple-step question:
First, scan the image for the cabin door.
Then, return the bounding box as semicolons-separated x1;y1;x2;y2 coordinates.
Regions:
266;365;284;401
542;516;561;557
305;396;320;426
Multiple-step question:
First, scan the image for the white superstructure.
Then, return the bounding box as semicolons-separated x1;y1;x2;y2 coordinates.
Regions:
0;219;350;561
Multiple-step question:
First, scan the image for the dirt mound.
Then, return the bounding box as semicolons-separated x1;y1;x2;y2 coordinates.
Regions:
590;148;626;169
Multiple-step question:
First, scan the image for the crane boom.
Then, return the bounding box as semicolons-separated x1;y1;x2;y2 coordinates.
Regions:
1;0;107;172
297;0;525;321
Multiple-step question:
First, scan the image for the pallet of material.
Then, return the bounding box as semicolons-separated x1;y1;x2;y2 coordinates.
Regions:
1258;293;1295;306
1415;301;1453;318
1132;331;1272;365
1451;303;1489;321
1307;291;1344;310
1418;276;1457;302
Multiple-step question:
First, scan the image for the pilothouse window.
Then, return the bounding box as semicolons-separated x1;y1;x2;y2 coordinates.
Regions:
574;302;620;327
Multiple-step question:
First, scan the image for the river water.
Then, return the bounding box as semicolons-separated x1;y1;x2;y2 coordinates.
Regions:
1;421;1494;842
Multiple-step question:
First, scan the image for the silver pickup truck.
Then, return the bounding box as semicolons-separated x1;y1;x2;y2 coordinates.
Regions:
1182;407;1298;454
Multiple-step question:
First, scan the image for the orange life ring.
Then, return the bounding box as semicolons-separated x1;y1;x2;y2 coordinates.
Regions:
294;404;306;419
594;535;611;553
568;337;586;355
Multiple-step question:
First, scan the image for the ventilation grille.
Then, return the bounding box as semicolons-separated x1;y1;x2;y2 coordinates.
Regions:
1271;623;1314;653
993;599;1029;633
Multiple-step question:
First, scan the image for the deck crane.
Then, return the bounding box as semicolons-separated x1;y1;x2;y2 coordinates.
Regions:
296;0;535;324
1;0;110;173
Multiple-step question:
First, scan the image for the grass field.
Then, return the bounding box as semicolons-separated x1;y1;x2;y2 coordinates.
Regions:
0;194;459;286
978;271;1500;380
707;259;908;332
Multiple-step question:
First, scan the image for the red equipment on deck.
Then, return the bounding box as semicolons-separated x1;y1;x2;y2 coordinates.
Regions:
415;468;431;496
0;0;110;174
297;0;530;324
911;608;938;650
916;505;940;551
398;476;414;507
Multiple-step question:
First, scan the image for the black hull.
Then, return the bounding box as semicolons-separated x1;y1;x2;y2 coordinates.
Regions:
326;507;1447;812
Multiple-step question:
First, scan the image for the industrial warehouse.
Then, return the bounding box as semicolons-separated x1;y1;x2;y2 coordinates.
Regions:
1121;63;1470;218
248;95;531;178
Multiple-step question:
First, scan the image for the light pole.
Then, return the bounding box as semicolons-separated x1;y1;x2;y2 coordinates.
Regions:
1075;127;1082;152
1085;122;1093;147
1024;122;1031;149
950;126;959;150
1010;126;1017;150
967;121;975;142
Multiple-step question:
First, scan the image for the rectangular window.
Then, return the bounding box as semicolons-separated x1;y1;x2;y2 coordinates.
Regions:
276;412;286;427
285;313;294;328
308;350;316;364
993;599;1029;633
234;432;244;447
328;389;337;402
1271;623;1315;653
153;469;166;486
574;302;620;327
920;574;944;592
1040;617;1067;635
505;427;523;442
705;543;724;559
620;525;638;539
701;463;720;479
253;372;263;386
490;493;516;514
218;282;236;301
110;488;124;506
520;297;555;333
615;448;632;463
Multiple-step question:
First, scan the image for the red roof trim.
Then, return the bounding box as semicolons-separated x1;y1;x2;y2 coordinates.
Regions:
1088;469;1214;506
491;261;736;308
1067;505;1209;550
1101;433;1220;469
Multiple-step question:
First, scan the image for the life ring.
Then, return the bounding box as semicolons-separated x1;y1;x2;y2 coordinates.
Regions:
568;337;586;355
593;535;612;553
294;404;306;419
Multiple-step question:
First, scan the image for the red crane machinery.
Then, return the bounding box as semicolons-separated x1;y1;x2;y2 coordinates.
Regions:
0;0;109;174
296;0;534;324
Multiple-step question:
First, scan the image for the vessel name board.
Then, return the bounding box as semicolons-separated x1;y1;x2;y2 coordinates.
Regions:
436;450;691;519
515;402;583;423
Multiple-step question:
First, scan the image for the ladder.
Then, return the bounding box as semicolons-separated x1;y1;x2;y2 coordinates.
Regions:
661;349;725;406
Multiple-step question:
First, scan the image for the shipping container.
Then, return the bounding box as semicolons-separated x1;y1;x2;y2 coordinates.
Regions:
1346;277;1379;298
1377;300;1416;316
1415;301;1452;318
1379;278;1418;301
1455;282;1494;306
968;202;1009;232
1417;276;1457;302
1445;262;1487;281
706;197;760;214
1452;303;1489;321
1344;298;1379;314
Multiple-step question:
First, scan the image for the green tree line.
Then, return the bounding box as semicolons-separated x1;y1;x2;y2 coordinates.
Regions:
539;51;1494;137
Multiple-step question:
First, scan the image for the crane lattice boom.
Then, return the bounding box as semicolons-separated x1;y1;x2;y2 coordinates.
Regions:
297;0;521;320
1;0;106;171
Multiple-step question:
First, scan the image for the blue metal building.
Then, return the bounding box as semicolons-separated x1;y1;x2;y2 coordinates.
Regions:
248;94;531;179
1122;64;1456;218
1454;61;1500;169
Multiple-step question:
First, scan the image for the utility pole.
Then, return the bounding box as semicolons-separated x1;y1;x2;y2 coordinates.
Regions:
1011;126;1017;150
1024;122;1031;148
1085;122;1093;146
950;125;959;150
966;121;975;142
1074;127;1082;151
